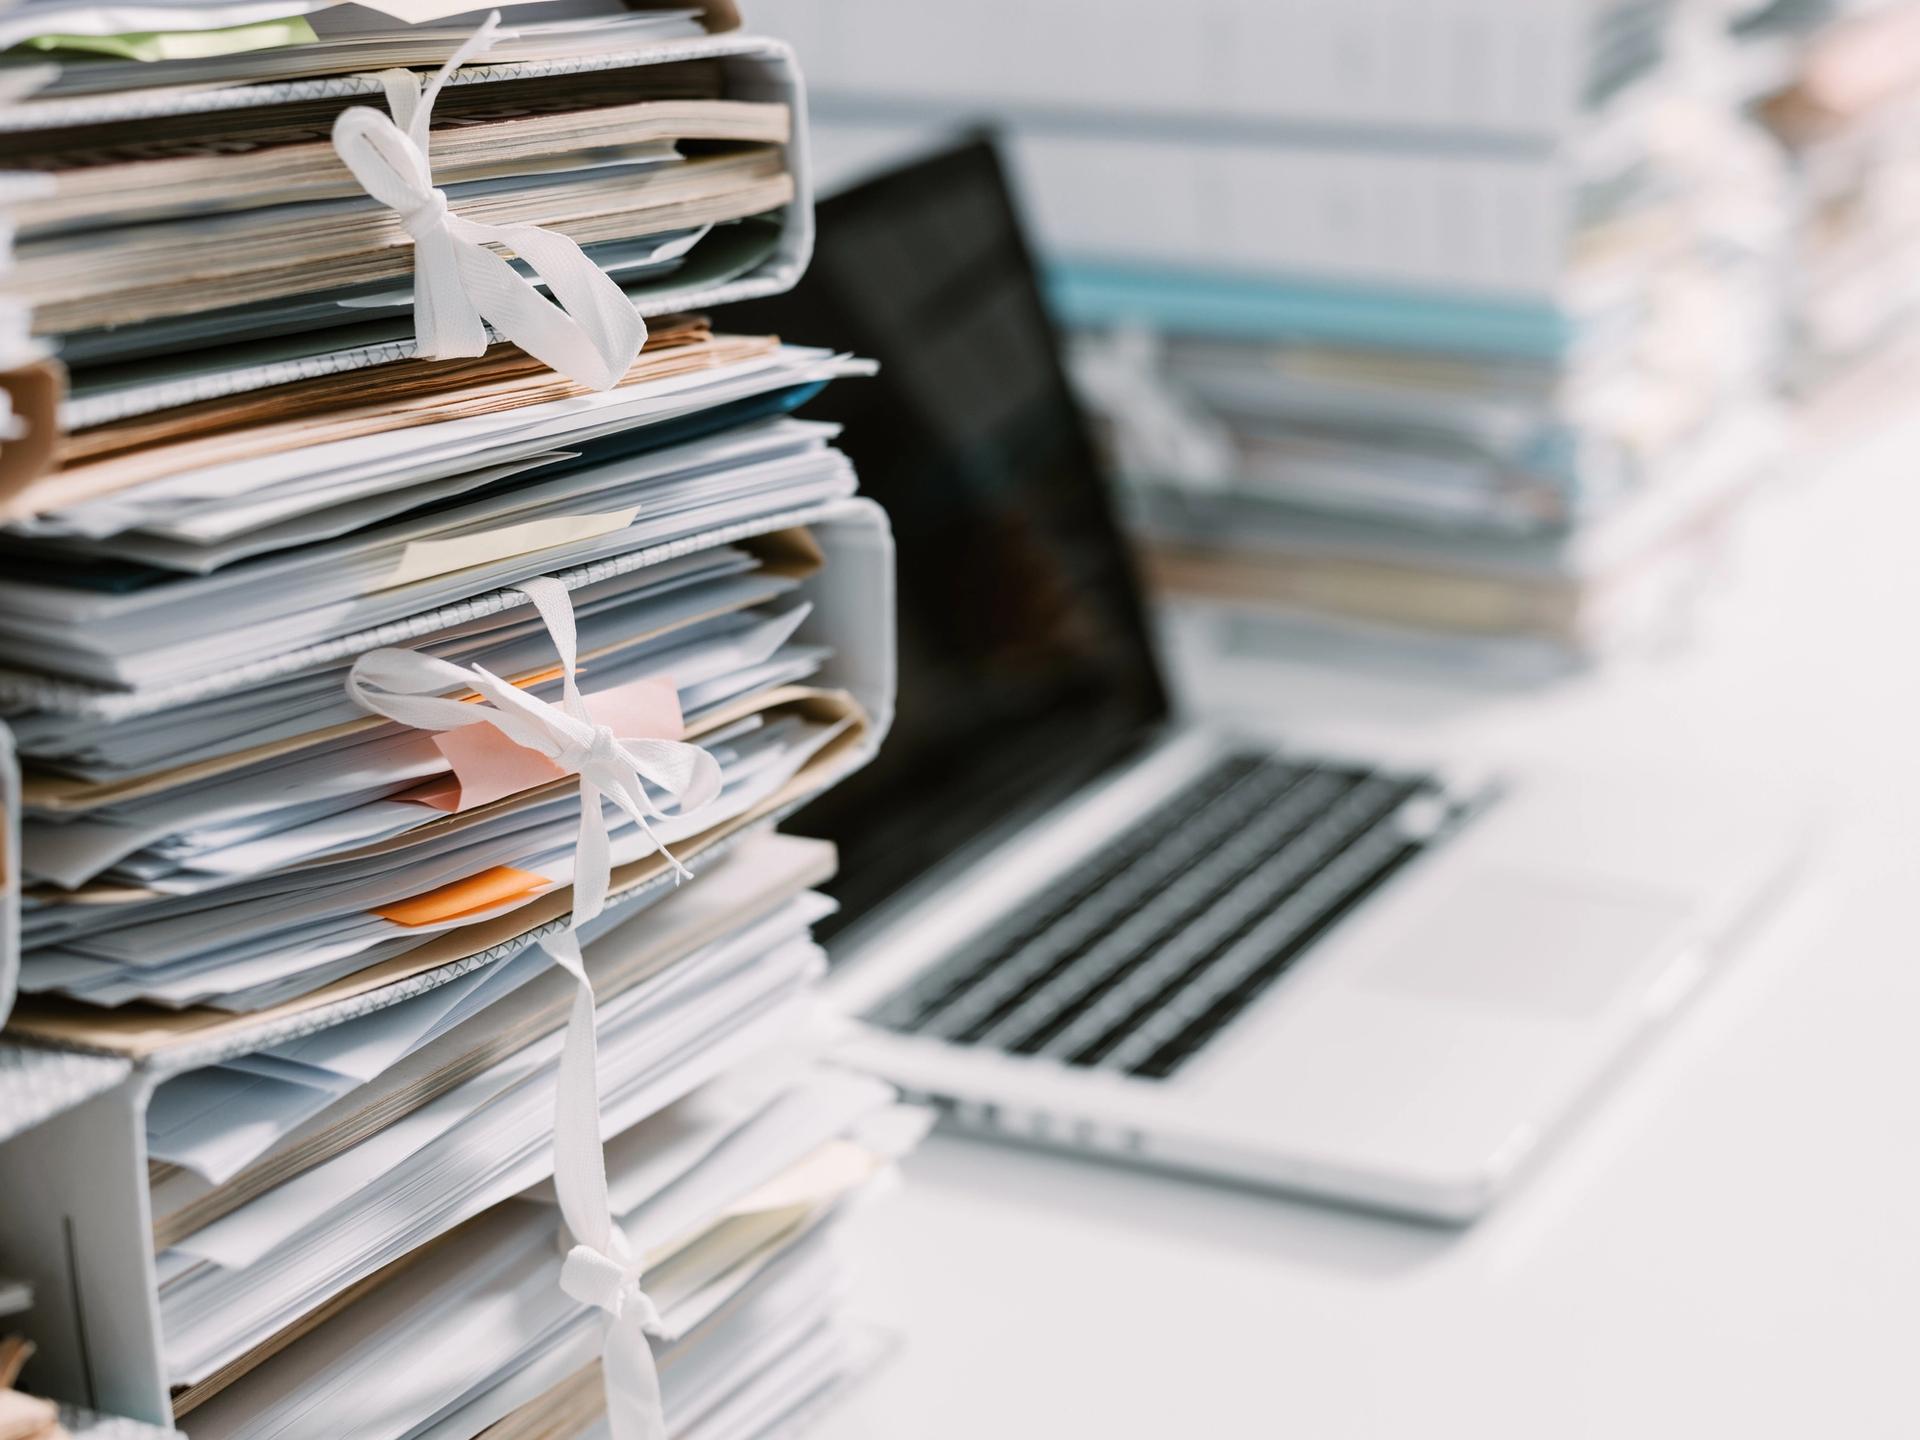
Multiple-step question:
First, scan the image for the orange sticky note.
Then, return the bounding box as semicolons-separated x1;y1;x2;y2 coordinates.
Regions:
375;865;551;927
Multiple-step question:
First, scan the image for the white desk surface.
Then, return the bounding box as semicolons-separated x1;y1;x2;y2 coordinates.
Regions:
818;403;1920;1439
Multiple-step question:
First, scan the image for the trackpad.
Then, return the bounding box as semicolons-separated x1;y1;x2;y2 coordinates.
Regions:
1351;870;1693;1020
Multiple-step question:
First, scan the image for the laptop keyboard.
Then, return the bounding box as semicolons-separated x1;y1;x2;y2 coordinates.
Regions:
866;751;1474;1081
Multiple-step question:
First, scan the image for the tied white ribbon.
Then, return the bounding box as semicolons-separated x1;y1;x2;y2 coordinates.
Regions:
555;1167;667;1440
347;577;720;1440
330;11;647;391
344;577;721;907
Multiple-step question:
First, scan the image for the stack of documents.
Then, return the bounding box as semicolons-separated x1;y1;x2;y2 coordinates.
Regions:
1;373;874;1014
756;0;1688;293
1718;0;1920;388
8;835;918;1437
0;0;812;448
0;5;916;1437
181;1043;921;1438
1139;403;1782;675
0;0;858;1009
1078;155;1788;670
1053;31;1788;668
752;0;1788;668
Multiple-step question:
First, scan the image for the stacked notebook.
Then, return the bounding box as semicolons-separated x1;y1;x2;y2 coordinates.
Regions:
0;4;916;1437
1721;0;1920;389
759;0;1787;670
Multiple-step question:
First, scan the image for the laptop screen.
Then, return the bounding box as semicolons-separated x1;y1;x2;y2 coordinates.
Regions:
722;138;1170;940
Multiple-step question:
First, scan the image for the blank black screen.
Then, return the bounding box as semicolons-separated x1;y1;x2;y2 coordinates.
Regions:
723;138;1169;939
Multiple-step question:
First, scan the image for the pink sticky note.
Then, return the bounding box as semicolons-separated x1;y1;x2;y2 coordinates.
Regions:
411;675;685;813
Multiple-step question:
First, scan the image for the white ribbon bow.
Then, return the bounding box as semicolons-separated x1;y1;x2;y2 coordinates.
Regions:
347;576;720;1440
330;11;647;391
344;577;721;910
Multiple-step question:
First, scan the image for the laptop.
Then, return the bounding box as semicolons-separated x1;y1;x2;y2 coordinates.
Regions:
726;138;1803;1222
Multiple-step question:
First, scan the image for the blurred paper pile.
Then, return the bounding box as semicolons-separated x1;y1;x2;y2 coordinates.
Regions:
1715;0;1920;388
755;0;1794;672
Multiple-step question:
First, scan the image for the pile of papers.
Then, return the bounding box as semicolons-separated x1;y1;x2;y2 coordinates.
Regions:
1062;53;1787;670
0;0;807;443
129;834;916;1439
0;5;916;1437
758;0;1793;671
1718;0;1920;388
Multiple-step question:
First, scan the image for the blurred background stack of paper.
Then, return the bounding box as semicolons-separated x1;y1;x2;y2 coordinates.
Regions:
0;4;918;1438
752;0;1793;673
1712;0;1920;390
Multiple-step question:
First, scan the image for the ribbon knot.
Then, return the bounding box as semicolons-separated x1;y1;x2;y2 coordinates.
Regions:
397;185;450;241
556;721;624;780
329;9;646;390
346;577;723;916
560;1239;663;1333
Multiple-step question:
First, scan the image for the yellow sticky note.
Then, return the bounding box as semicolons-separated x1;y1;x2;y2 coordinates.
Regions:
381;507;641;591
